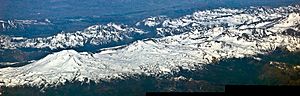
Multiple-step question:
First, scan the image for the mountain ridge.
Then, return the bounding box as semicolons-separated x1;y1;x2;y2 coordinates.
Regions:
1;5;300;87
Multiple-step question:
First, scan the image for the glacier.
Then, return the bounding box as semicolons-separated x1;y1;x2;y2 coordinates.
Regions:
0;5;300;87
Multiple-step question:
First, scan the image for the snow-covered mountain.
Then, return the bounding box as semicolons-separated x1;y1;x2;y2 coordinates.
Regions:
1;5;300;87
136;6;300;36
0;23;147;50
0;19;52;31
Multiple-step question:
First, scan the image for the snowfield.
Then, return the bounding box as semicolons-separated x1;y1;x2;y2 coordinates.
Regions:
1;5;300;87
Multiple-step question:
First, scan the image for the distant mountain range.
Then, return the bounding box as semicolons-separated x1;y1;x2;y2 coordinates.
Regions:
0;5;300;87
0;23;147;50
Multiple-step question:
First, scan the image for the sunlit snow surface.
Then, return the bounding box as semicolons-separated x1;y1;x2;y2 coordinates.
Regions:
1;5;300;87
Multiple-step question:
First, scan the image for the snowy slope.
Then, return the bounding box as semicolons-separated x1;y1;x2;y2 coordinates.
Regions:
0;23;146;49
1;5;300;87
136;6;300;37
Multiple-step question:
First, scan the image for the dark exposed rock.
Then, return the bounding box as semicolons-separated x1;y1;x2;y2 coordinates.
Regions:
282;28;300;37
